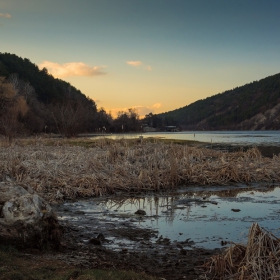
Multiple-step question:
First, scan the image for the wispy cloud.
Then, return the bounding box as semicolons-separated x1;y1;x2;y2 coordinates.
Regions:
152;103;162;109
126;60;152;71
126;61;142;67
0;13;11;18
39;61;106;78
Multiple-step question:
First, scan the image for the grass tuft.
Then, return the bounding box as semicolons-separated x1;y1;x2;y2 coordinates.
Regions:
202;223;280;279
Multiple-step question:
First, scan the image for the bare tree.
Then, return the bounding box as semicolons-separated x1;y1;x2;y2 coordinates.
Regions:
51;96;94;137
7;73;20;94
0;77;29;141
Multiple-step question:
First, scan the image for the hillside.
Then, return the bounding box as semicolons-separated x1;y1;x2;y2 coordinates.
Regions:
0;53;140;137
0;53;89;103
158;73;280;130
0;52;100;137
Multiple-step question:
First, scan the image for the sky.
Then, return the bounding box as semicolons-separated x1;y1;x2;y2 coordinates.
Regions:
1;0;280;117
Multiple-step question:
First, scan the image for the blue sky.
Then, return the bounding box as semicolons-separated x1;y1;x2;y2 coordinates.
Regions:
1;0;280;117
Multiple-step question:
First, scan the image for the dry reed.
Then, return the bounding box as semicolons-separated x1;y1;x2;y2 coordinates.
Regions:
202;223;280;279
0;138;279;203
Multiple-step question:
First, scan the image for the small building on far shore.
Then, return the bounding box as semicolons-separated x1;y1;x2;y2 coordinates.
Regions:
143;126;157;132
165;126;179;132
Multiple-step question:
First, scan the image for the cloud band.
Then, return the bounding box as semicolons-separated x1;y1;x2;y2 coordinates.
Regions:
0;13;11;18
39;61;106;78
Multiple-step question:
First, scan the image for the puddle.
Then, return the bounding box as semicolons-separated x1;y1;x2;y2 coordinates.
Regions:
55;184;280;251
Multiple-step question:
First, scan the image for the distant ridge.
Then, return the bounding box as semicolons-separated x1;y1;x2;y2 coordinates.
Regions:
158;73;280;130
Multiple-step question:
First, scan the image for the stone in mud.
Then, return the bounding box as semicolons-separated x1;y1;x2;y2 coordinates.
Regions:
0;182;62;249
89;238;101;245
211;201;218;205
135;209;146;215
97;233;105;241
221;240;228;246
180;249;187;255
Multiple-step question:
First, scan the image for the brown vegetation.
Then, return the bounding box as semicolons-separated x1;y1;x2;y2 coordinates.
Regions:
0;138;279;203
0;77;29;141
202;223;280;279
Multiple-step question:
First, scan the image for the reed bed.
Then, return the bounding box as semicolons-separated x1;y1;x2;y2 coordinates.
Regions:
0;138;279;203
202;223;280;279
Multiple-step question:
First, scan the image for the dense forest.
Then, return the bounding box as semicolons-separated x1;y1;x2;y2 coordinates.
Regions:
0;53;141;139
156;73;280;130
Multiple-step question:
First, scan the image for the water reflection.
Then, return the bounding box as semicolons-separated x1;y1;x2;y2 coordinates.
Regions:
56;185;280;250
99;185;280;248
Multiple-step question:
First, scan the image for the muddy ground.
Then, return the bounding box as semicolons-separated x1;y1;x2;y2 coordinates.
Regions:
45;187;273;280
41;213;221;280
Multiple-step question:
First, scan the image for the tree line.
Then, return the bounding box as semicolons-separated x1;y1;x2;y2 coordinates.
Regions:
0;74;150;139
0;53;179;140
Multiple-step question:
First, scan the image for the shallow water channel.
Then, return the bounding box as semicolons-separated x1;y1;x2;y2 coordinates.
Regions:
55;184;280;252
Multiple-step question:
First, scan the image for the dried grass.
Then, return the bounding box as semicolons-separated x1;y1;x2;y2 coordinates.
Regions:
0;138;279;203
202;223;280;279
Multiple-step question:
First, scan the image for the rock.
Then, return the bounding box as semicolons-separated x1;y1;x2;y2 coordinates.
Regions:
221;240;228;246
135;209;146;215
89;238;101;245
231;209;241;212
180;249;187;255
0;182;62;249
97;233;105;241
74;211;85;215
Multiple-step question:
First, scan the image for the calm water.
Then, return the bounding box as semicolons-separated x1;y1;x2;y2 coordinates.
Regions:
101;186;280;249
91;131;280;146
57;185;280;250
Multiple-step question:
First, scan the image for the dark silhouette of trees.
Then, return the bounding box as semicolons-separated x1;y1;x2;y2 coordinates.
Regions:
94;108;113;133
51;91;97;137
113;108;141;132
143;112;163;129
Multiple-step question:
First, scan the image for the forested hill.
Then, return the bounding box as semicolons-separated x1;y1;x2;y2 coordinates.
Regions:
0;53;145;137
0;52;88;103
0;52;103;137
158;73;280;130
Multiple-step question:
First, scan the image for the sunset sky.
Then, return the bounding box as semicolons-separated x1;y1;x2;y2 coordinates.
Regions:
1;0;280;117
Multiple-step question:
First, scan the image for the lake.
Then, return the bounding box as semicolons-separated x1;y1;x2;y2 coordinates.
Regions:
90;131;280;146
